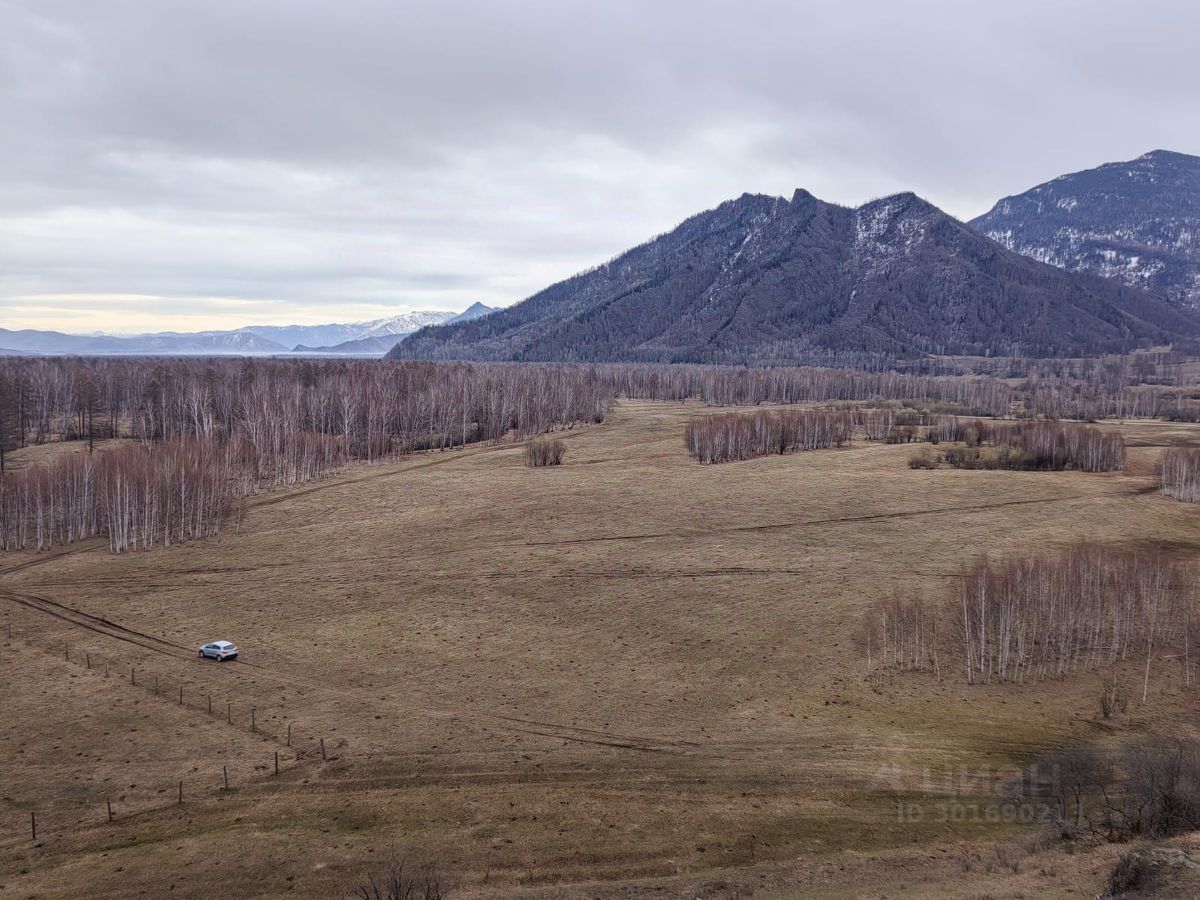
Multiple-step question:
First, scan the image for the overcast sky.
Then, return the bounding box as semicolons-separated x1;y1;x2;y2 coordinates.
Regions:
2;0;1198;333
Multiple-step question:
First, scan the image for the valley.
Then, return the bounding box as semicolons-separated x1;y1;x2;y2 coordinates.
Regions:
3;400;1199;898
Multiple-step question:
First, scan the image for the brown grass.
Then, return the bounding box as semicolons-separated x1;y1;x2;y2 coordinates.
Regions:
2;401;1200;898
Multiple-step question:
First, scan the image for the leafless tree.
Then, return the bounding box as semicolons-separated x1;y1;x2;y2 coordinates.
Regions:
1161;447;1200;502
950;544;1191;686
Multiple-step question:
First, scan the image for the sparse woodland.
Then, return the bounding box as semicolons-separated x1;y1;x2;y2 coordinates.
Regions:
0;359;609;551
0;355;1189;551
862;543;1193;695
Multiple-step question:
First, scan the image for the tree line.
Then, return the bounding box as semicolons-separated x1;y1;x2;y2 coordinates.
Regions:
0;356;1190;465
0;360;611;552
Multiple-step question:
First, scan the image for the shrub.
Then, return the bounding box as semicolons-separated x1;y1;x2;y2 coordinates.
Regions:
524;436;566;467
1032;740;1200;845
350;856;450;900
908;448;939;469
1106;849;1163;896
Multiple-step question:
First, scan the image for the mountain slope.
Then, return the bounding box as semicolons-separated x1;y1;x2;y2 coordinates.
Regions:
295;334;405;354
970;150;1200;308
392;190;1199;363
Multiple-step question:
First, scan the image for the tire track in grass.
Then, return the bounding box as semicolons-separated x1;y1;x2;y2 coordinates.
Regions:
512;493;1093;548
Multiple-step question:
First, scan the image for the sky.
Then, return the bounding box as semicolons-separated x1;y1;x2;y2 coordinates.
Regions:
2;0;1199;334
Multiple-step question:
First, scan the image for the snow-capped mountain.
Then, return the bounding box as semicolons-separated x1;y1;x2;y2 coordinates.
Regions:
0;306;495;356
391;189;1198;363
970;149;1200;308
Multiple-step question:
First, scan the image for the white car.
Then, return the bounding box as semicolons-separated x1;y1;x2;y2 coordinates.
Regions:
198;640;238;661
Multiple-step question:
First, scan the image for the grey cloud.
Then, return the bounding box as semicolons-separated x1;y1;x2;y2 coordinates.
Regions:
1;0;1198;330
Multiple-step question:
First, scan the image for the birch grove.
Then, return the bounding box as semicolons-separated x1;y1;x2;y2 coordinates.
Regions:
1161;447;1200;502
951;545;1190;685
684;409;854;463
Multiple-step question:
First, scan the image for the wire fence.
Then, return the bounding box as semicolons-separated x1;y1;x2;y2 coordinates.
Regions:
1;617;345;846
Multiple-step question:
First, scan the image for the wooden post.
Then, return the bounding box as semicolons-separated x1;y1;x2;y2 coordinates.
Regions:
250;707;256;732
64;644;69;661
320;738;326;761
107;799;114;823
208;694;212;715
226;701;231;724
223;766;229;790
85;653;91;670
154;675;159;696
177;780;183;804
30;810;36;841
179;685;183;705
287;722;292;746
274;751;279;776
104;663;109;677
131;667;136;685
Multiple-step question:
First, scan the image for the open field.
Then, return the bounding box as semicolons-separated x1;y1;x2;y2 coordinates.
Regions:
3;400;1200;898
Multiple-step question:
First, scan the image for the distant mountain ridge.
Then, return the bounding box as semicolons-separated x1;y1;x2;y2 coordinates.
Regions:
0;305;497;356
970;149;1200;308
298;303;498;353
391;189;1198;363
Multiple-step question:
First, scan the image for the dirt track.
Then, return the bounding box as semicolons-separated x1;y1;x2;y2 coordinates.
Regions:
3;401;1200;898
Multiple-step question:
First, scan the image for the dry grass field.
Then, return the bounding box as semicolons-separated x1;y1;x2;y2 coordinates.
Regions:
3;399;1200;898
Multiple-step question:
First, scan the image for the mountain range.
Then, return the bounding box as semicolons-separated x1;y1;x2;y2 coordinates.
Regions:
971;149;1200;309
392;187;1197;363
0;303;498;356
9;149;1200;364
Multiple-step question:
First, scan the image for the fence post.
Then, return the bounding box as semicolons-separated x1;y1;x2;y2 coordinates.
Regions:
223;766;229;790
287;722;292;746
274;751;279;776
251;707;256;732
320;738;326;760
85;653;91;670
131;667;136;685
106;798;114;823
104;663;109;677
179;685;183;705
64;644;69;661
226;701;231;724
30;810;36;841
177;780;183;804
154;675;159;696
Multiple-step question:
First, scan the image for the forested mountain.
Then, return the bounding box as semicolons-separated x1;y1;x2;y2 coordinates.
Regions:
971;150;1200;308
391;189;1198;363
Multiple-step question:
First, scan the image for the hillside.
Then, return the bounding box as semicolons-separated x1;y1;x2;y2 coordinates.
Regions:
392;189;1198;363
971;149;1200;308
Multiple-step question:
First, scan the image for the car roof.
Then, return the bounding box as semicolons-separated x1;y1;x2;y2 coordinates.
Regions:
210;640;235;647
